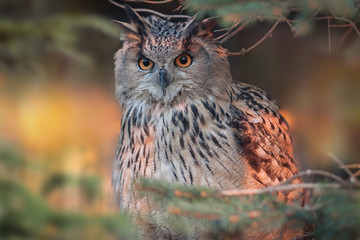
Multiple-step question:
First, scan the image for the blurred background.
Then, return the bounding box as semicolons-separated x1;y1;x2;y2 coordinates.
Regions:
0;0;359;239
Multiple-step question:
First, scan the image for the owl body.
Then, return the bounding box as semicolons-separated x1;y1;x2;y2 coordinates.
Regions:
113;82;298;210
112;6;300;238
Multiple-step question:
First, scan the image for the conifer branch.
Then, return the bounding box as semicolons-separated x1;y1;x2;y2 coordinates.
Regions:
220;183;340;197
277;169;348;186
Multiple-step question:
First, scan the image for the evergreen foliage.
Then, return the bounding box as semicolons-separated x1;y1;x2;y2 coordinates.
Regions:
0;146;137;240
114;4;360;238
185;0;358;26
0;0;120;75
136;173;360;239
182;0;360;56
1;0;359;239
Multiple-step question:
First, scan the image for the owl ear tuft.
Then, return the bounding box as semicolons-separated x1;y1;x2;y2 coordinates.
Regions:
183;13;199;33
124;5;147;33
114;5;148;40
112;20;137;34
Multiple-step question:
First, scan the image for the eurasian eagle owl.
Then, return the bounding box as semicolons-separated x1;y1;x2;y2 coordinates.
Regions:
112;5;301;239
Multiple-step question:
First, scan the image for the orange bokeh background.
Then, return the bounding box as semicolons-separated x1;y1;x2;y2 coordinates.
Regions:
1;0;359;219
0;79;121;213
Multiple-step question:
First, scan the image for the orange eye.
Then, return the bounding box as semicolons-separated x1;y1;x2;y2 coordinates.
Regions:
138;57;154;70
175;54;192;68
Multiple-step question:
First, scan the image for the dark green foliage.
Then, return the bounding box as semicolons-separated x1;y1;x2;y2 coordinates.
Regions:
185;0;360;56
186;0;358;25
1;0;359;239
310;189;360;239
136;177;360;239
0;0;120;75
0;147;137;240
42;173;101;201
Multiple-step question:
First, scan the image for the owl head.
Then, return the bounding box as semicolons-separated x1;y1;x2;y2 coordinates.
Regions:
115;6;231;107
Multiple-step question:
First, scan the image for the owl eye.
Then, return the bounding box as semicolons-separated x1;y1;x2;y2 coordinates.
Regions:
175;54;192;68
138;57;154;70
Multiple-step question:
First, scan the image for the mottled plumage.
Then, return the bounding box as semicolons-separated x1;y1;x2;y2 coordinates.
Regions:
112;6;301;239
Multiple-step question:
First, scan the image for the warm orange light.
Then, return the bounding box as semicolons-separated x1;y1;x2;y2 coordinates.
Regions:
12;86;121;158
280;109;295;128
18;91;70;153
1;83;122;213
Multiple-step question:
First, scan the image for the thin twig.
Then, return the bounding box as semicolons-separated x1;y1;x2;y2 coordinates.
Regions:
331;9;360;44
169;203;323;221
329;24;352;28
108;0;190;19
214;21;241;39
214;28;231;33
279;13;294;31
333;16;360;37
168;206;222;220
220;183;340;197
227;18;281;56
352;23;360;37
277;169;348;186
314;16;333;20
137;0;174;4
338;26;354;44
173;4;184;12
341;164;360;169
332;16;355;24
327;151;357;183
218;22;246;43
327;11;332;53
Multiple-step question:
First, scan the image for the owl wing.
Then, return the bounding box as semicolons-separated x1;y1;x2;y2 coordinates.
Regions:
227;83;299;188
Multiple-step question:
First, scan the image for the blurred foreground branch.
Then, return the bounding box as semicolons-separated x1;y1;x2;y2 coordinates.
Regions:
114;0;360;57
0;0;120;76
135;163;360;239
0;146;137;240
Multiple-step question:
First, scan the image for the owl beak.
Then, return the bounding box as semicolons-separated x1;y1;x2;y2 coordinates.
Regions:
159;69;170;92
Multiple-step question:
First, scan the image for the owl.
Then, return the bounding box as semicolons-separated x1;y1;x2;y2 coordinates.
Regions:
112;5;301;239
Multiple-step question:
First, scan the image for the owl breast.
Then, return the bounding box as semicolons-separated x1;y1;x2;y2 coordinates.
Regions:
112;97;249;210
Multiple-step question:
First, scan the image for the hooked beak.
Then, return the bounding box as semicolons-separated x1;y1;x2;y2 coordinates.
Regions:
159;69;170;92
